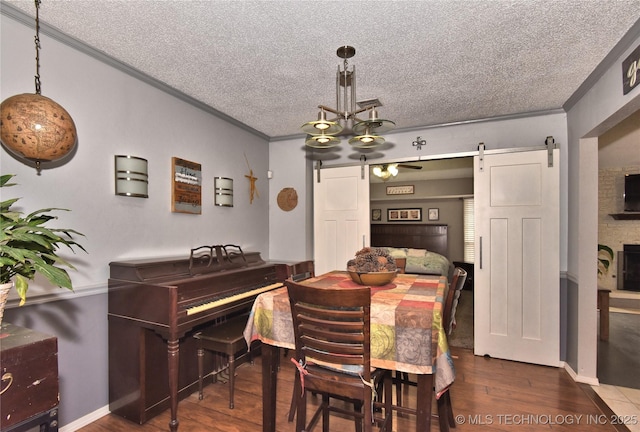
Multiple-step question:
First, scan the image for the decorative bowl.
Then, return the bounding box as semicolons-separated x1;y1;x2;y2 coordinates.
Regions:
348;270;397;286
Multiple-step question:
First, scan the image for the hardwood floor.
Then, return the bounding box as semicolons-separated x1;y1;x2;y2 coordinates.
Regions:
78;347;629;432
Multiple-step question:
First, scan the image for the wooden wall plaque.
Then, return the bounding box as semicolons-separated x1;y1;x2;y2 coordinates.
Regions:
171;157;202;214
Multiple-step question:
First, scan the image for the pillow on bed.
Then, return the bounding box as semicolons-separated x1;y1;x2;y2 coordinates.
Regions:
405;251;451;276
407;248;427;258
384;247;408;258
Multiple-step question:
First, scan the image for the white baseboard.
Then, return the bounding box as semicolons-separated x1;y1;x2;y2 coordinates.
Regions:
59;405;110;431
563;362;600;386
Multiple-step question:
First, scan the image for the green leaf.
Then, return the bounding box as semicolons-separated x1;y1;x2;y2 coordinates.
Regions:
14;274;28;306
0;174;16;188
33;262;73;290
598;244;614;260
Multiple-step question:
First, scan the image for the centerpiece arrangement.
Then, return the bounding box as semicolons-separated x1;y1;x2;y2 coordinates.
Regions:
347;247;398;286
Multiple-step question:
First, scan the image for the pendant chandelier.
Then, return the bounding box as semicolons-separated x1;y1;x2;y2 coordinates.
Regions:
0;0;77;174
301;46;395;149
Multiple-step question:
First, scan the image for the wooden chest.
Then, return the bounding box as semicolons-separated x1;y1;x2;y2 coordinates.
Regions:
0;322;59;431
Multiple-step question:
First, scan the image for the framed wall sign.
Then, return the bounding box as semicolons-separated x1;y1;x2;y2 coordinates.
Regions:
428;208;439;221
386;185;414;195
388;208;421;221
171;157;202;214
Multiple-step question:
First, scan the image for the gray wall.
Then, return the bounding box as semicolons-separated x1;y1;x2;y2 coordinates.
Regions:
370;177;474;262
269;113;570;271
565;25;640;381
1;11;271;428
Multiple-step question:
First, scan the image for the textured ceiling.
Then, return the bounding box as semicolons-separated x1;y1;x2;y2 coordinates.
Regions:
3;0;640;140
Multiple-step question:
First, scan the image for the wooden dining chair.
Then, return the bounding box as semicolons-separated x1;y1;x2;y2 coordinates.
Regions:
395;257;407;273
285;280;392;432
285;261;315;422
444;267;467;335
392;267;467;431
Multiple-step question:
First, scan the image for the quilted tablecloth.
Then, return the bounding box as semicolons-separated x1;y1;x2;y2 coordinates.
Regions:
244;270;455;397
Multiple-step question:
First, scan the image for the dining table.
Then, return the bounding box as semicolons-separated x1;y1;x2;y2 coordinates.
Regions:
243;270;455;432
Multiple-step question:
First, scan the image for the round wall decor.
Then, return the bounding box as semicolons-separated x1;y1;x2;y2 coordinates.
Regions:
277;187;298;211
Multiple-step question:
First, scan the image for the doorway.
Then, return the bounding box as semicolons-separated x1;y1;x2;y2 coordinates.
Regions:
597;108;640;390
369;156;475;350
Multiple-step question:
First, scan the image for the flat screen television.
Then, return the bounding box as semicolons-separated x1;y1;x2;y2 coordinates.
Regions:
624;173;640;212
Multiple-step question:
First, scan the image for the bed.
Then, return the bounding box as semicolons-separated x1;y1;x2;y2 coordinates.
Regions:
371;224;448;256
371;223;453;278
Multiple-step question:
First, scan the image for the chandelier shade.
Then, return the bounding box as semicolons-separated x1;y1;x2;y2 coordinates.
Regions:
349;134;386;148
305;134;341;149
352;108;395;135
301;46;394;149
300;109;343;135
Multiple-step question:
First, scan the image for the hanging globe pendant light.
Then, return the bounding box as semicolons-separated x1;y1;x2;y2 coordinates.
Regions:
1;94;77;172
0;0;77;174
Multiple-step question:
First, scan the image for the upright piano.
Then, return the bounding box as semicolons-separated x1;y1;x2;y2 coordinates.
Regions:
108;245;297;431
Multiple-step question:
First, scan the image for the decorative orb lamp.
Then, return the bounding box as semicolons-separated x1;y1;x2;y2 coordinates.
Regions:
1;94;77;172
0;0;77;174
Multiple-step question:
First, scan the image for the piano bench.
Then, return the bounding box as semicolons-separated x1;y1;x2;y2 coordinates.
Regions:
193;314;250;409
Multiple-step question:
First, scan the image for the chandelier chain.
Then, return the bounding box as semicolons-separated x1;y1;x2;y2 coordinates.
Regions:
34;0;42;95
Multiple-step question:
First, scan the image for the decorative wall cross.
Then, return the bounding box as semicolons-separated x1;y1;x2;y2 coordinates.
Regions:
412;136;426;150
244;154;259;204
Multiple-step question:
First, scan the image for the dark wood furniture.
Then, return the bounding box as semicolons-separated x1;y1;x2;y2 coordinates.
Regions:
452;261;473;290
597;288;611;341
0;323;59;432
285;259;316;423
371;223;448;257
285;280;391;432
194;313;251;409
108;246;296;431
248;271;455;432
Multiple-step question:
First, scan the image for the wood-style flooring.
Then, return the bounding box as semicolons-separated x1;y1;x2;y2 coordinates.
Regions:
78;347;629;432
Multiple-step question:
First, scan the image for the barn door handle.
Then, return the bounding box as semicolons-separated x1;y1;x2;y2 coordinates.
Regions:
479;236;483;270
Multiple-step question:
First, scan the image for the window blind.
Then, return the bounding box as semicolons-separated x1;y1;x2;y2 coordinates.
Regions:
463;197;475;263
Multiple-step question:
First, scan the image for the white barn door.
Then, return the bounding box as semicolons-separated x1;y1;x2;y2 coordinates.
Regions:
474;147;560;367
313;165;370;276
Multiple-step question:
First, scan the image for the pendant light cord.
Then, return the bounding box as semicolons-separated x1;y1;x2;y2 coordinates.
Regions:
34;0;42;95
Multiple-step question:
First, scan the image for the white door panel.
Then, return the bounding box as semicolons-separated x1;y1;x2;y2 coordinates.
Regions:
314;166;369;276
475;148;559;367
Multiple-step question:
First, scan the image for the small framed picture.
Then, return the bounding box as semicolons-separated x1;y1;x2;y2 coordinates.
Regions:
386;185;414;195
371;208;382;221
428;208;439;221
388;208;422;222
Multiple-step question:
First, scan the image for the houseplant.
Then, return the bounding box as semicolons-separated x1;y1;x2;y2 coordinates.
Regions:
598;244;614;277
0;174;85;321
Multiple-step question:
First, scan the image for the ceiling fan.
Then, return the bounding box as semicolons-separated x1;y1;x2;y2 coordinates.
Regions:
371;163;422;181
